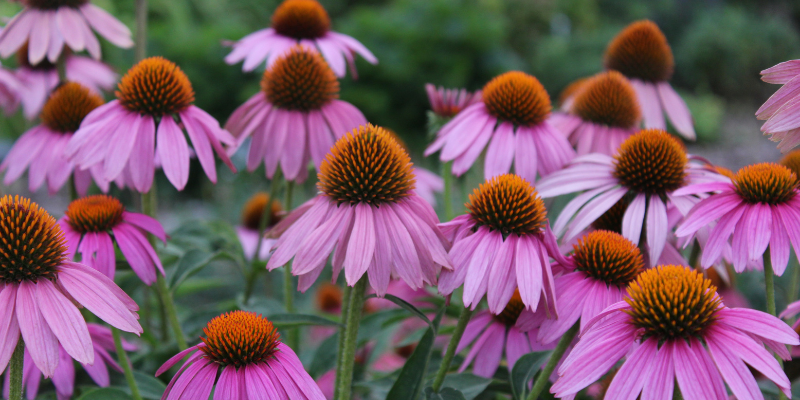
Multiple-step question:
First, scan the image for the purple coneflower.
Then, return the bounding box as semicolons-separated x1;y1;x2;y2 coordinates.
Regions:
424;84;482;119
225;46;366;182
59;195;167;285
605;20;695;140
66;57;236;192
552;265;798;400
0;0;132;64
757;60;800;152
266;124;451;295
156;311;324;400
0;196;141;378
438;174;565;315
425;71;574;182
1;82;108;195
236;192;281;261
225;0;376;77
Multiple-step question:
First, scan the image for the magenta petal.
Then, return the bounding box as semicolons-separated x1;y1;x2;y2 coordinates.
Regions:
645;196;668;266
156;346;200;376
157;116;191;190
640;340;674;400
122;212;167;243
462;231;502;309
471;323;505;378
279;110;307;181
128;115;155;192
213;365;242;400
484;122;515;179
604;337;657;399
705;333;764;400
514;235;543;311
245;364;282;399
56;265;141;334
15;282;59;378
34;280;93;365
0;286;20;372
181;110;218;183
486;235;517;314
344;204;376;286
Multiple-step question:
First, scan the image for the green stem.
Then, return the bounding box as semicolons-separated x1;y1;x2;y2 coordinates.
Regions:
56;56;67;83
243;172;283;304
156;275;187;350
526;323;579;400
431;307;473;392
8;340;23;400
283;181;299;350
442;161;455;221
764;253;788;400
333;285;351;395
334;278;367;400
68;175;78;202
688;239;701;269
112;328;142;400
134;0;147;62
789;252;800;305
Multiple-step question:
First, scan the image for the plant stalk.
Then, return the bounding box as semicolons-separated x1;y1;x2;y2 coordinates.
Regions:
442;161;455;221
334;278;367;400
113;328;142;400
431;306;473;392
135;0;147;62
526;323;579;400
243;171;282;303
8;340;23;400
156;275;188;351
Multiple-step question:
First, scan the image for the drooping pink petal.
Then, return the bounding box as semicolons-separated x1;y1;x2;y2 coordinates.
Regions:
213;365;242;400
710;325;791;396
640;341;674;400
80;4;133;48
35;280;93;365
705;332;765;400
267;197;331;270
245;364;282;399
718;308;799;345
484;122;515;179
505;327;532;370
122;212;167;243
631;79;665;130
376;205;424;290
675;191;741;237
622;193;646;245
15;282;59;377
292;206;352;277
673;338;727;400
645;196;668;265
657;82;695;140
513;125;538;182
344;204;376;286
531;121;575;176
761;60;800;84
604;337;657;400
279;110;307;181
700;205;746;269
463;231;502;309
0;286;20;372
157;116;191;190
564;187;628;241
486;235;517;314
770;209;791;275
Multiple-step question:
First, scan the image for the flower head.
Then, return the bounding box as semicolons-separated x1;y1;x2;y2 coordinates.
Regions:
225;0;376;77
59;195;167;284
676;162;800;275
553;265;798;400
237;193;282;261
267;124;450;295
157;311;324;400
0;196;140;378
572;71;640;129
67;57;236;192
1;82;107;195
438;174;565;314
425;84;482;118
426;72;574;182
0;0;132;64
613;129;687;195
226;46;366;183
757;59;800;152
604;20;695;139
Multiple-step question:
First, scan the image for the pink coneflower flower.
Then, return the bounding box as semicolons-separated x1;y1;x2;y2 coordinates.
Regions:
226;46;366;182
554;77;590;112
757;60;800;152
236;192;282;261
552;265;798;399
266;125;451;295
0;0;132;64
549;71;642;156
66;57;236;192
536;129;726;265
225;0;376;77
538;230;644;344
14;46;116;120
156;311;325;400
383;128;444;207
58;195;167;285
0;196;141;378
0;64;21;115
424;84;482;119
675;162;800;275
605;20;695;140
3;324;136;400
425;71;574;182
438;174;565;314
454;291;552;378
1;82;109;196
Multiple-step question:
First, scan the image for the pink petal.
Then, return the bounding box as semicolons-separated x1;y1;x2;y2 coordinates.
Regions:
34;280;93;365
758;72;800;119
761;60;800;84
344;203;376;286
622;193;646;245
79;4;133;48
645;196;668;266
604;337;657;400
513;125;538;182
486;235;517;314
462;231;502;309
157;116;191;190
515;235;543;311
0;286;20;372
657;82;695;140
640;340;674;400
484;122;515;179
15;282;59;377
631;79;665;130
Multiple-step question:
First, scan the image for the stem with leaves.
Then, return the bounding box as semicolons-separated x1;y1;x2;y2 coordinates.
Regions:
113;328;142;400
334;278;367;400
431;306;473;392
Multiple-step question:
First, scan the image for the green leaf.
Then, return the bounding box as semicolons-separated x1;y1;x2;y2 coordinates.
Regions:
76;388;133;400
367;294;432;326
308;333;340;377
432;373;492;400
386;306;446;400
424;387;467;400
168;249;218;289
132;371;167;399
510;351;552;400
267;313;341;328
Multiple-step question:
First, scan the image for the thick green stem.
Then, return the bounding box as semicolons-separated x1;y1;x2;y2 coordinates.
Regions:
431;307;473;392
156;275;187;350
527;323;579;400
334;278;367;400
764;253;788;400
134;0;147;62
333;285;351;395
113;328;142;400
243;172;282;304
8;340;23;400
442;161;455;221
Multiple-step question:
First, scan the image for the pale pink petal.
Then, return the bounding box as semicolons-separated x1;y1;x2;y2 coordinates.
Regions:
486;235;517;314
484;122;515;179
622;193;646;245
35;280;93;364
79;4;133;48
631;80;665;130
0;286;20;372
657;82;695;139
157;116;191;190
645;196;668;266
761;60;800;84
15;282;59;377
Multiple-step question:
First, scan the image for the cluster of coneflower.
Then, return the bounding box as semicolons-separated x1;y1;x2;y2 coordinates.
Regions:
0;0;798;399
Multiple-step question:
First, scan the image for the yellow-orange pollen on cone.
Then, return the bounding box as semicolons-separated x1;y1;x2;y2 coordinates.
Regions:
613;129;687;195
200;311;281;367
733;163;798;205
263;46;339;111
572;230;644;287
116;57;195;116
0;195;68;283
41;82;104;133
65;195;125;234
625;265;720;340
25;0;87;10
241;193;283;231
318;124;416;206
482;71;551;127
316;282;343;314
571;71;641;129
605;20;674;83
493;290;525;326
467;174;547;236
271;0;331;40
